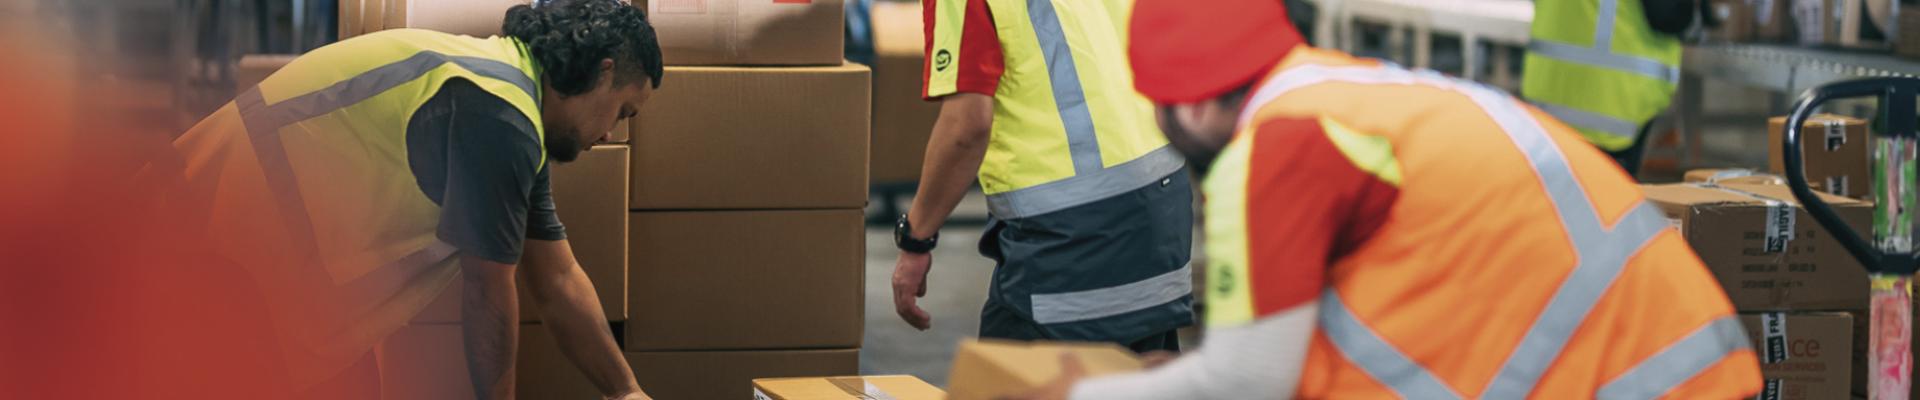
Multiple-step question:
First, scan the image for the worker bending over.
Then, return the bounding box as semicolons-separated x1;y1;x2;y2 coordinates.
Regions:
1014;0;1760;398
889;0;1196;351
166;0;657;398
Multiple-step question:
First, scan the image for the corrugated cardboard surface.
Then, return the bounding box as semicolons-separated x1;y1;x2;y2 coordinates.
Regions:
632;348;860;400
631;65;871;210
1710;0;1756;42
626;209;864;350
753;375;946;400
1740;312;1853;400
869;1;939;184
1768;114;1869;199
1684;168;1784;185
651;0;845;66
946;339;1143;400
1642;183;1871;311
416;145;631;323
385;0;532;37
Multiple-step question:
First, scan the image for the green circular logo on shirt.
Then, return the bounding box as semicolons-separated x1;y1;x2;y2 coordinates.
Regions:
934;49;953;72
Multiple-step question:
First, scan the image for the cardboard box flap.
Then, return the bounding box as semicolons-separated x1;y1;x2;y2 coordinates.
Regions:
1641;183;1865;209
752;375;945;400
871;2;925;56
946;339;1142;400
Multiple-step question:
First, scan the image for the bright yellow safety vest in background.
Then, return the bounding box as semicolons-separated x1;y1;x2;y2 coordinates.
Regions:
1523;0;1681;152
928;0;1180;219
171;28;544;387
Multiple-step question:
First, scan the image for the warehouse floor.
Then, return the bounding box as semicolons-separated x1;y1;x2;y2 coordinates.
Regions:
858;192;996;387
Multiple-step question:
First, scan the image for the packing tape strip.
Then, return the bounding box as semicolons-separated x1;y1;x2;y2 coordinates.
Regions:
1689;183;1797;253
1825;175;1850;197
1706;169;1756;183
1755;379;1783;400
828;377;899;400
1825;118;1846;151
1760;312;1789;364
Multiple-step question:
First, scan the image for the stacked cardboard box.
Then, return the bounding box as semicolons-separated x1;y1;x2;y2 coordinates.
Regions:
868;1;940;185
622;1;868;398
754;375;946;399
1644;182;1869;399
1768;114;1870;199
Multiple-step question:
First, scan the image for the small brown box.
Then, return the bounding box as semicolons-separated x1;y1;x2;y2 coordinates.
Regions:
650;0;846;66
1740;312;1854;400
1641;182;1871;311
1768;114;1870;199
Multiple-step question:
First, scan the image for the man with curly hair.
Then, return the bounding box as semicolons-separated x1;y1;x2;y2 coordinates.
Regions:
166;0;660;398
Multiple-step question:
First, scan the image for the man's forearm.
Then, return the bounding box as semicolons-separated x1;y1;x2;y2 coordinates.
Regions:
462;262;520;400
907;94;993;237
533;264;641;397
1069;304;1317;399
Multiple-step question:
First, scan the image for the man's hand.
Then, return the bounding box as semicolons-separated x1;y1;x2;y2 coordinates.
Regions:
998;353;1087;400
892;251;934;330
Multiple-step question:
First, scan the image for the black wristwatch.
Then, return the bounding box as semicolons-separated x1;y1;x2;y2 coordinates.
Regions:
894;214;939;254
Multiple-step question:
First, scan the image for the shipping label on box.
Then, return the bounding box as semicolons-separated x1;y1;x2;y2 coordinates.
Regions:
1741;312;1853;400
1642;183;1871;311
1769;114;1870;199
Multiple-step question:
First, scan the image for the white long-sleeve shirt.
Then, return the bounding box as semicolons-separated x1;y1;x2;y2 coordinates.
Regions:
1069;303;1318;399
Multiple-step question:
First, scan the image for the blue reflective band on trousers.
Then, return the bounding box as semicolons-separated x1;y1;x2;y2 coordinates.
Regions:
1244;64;1750;398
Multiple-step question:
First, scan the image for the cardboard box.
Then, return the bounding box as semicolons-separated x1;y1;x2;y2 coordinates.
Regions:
1684;168;1786;185
632;348;860;400
752;375;946;400
1641;183;1871;311
384;0;532;37
630;64;870;210
364;0;388;37
869;1;939;184
626;209;863;350
1899;8;1920;59
235;55;297;92
416;145;631;323
1710;0;1757;42
946;339;1144;400
650;0;845;66
1791;0;1841;45
1758;0;1794;41
1769;114;1870;199
1740;312;1853;400
341;0;362;40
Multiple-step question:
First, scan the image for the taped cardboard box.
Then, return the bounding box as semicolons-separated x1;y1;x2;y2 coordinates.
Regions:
753;375;945;400
626;209;863;351
1641;183;1870;311
631;64;870;210
1740;312;1853;400
633;348;860;400
947;339;1143;400
869;1;939;184
1768;114;1869;199
1684;168;1785;186
416;145;631;323
650;0;845;65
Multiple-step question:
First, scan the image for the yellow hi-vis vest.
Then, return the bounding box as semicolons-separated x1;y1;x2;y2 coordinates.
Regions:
1522;0;1680;152
928;0;1180;219
170;28;544;387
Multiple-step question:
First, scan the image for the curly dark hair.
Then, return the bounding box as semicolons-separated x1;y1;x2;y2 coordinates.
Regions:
502;0;663;96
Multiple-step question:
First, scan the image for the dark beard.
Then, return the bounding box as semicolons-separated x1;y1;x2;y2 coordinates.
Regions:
1160;106;1220;177
544;132;583;163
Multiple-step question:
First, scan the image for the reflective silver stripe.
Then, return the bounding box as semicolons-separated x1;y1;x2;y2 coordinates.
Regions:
1244;64;1681;398
984;146;1185;219
1532;100;1640;140
235;51;534;268
1596;317;1752;400
1527;40;1678;83
1025;0;1103;174
1320;290;1465;400
241;51;538;134
1029;264;1192;324
1595;0;1618;49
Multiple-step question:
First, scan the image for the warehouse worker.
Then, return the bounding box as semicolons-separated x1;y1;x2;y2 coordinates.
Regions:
1523;0;1702;175
165;0;656;399
889;0;1195;351
1009;1;1761;398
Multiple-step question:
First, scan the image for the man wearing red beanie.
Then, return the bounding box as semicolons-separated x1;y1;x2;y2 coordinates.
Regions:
1011;1;1760;398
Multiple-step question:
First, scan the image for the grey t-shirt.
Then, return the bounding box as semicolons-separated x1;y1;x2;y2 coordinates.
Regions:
406;79;566;264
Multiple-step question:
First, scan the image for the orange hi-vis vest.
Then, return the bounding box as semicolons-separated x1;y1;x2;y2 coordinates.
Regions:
1221;47;1761;398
